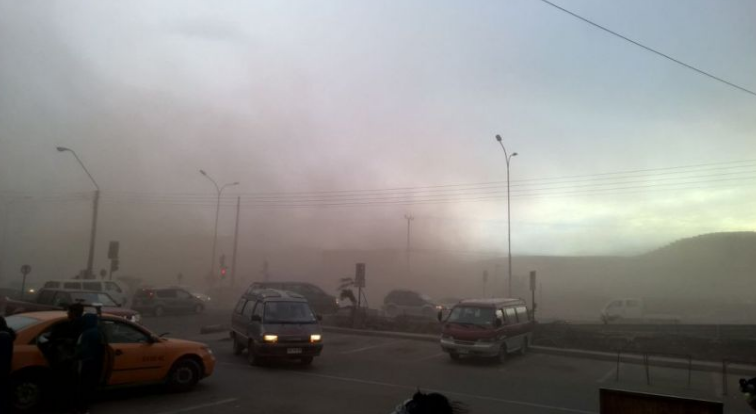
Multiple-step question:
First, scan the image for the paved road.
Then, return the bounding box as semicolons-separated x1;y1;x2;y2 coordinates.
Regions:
89;310;753;414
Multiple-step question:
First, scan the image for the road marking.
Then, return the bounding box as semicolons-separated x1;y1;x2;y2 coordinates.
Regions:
341;340;404;354
597;367;617;383
416;352;445;362
294;372;596;414
152;398;238;414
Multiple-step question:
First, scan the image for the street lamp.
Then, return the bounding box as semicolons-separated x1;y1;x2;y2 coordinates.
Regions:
199;170;239;280
57;146;100;280
495;134;518;297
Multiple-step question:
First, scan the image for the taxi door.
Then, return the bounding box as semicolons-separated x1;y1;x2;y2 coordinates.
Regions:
101;319;168;386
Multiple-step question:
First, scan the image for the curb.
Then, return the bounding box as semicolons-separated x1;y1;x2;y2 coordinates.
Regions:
321;326;756;375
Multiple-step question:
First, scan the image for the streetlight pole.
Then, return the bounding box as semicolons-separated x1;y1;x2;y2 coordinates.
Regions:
495;135;518;297
57;147;100;280
199;170;239;281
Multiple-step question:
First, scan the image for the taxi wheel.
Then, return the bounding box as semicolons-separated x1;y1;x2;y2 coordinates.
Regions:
166;358;201;392
11;372;48;412
154;306;165;317
498;344;508;364
232;334;244;356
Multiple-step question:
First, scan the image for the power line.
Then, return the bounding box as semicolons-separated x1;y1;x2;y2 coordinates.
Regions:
537;0;756;97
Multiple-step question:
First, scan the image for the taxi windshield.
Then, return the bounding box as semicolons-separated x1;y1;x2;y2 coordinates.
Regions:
447;306;495;325
264;302;316;324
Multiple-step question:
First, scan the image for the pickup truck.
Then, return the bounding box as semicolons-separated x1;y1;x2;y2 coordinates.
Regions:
600;298;681;324
0;288;141;323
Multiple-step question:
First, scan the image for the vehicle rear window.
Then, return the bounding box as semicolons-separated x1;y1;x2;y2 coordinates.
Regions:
63;282;81;289
5;315;42;332
82;282;102;291
105;282;122;293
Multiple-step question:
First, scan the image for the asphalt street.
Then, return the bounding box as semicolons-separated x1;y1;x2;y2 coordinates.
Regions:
88;310;753;414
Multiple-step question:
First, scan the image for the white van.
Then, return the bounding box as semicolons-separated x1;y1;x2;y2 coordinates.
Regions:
41;280;130;306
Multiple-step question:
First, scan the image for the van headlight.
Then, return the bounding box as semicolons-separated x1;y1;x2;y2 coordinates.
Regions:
263;334;278;343
310;334;322;343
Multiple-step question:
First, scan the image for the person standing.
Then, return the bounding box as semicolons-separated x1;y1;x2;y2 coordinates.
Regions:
0;315;17;413
73;313;105;414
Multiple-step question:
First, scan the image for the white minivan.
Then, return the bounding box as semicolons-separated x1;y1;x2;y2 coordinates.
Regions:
41;279;130;306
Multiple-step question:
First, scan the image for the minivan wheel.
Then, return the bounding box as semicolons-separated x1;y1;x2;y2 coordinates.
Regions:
232;334;244;356
247;341;262;366
194;304;204;314
166;358;201;392
154;306;165;317
498;345;508;364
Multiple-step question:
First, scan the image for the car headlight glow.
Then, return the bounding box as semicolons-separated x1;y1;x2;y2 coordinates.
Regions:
310;334;322;343
263;334;278;343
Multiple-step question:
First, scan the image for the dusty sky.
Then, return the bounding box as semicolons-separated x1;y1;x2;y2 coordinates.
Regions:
1;0;755;275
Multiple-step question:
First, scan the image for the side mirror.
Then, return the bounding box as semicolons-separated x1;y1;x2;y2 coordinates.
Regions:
494;319;502;328
437;310;443;322
251;315;262;322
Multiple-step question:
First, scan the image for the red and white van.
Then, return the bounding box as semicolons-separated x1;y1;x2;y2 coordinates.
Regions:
438;298;534;363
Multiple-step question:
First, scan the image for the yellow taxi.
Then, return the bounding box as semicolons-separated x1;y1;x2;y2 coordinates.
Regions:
7;311;216;412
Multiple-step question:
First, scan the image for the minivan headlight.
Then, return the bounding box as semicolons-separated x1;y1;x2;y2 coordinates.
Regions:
310;334;322;343
263;334;278;343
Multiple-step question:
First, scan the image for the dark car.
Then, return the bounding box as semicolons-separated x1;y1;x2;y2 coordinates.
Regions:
383;289;440;319
132;287;205;316
230;289;324;366
248;281;338;315
32;288;141;323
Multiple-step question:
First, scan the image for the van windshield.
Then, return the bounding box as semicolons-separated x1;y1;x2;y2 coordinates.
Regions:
447;306;495;326
264;301;317;324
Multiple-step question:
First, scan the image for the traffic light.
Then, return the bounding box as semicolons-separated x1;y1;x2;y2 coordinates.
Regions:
220;266;228;278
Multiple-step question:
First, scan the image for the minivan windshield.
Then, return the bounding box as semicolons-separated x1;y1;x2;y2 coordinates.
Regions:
264;301;316;324
447;306;495;326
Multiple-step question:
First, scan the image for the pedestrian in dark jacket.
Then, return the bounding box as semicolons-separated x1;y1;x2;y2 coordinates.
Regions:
74;313;105;414
0;315;17;412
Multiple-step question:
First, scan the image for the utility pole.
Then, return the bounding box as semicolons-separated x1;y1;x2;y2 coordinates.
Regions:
404;214;414;275
230;196;241;288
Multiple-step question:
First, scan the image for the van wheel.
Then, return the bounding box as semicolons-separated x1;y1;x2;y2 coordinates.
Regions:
194;304;204;314
154;306;165;317
166;358;201;392
11;371;48;412
449;352;461;361
232;334;244;356
247;341;262;366
300;357;314;366
498;344;508;364
520;338;528;355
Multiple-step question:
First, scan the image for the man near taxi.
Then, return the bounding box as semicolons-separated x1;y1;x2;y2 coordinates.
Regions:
74;313;106;414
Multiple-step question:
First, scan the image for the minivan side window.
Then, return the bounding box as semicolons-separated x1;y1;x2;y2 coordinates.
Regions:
242;300;255;318
63;282;81;289
515;306;529;322
505;307;517;323
234;298;246;314
82;282;102;291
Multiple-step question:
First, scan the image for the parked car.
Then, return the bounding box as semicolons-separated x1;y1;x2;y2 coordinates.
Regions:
439;298;534;363
132;287;206;316
192;292;212;303
1;289;141;323
383;289;440;318
230;289;324;366
40;279;130;307
7;311;215;412
248;281;338;315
